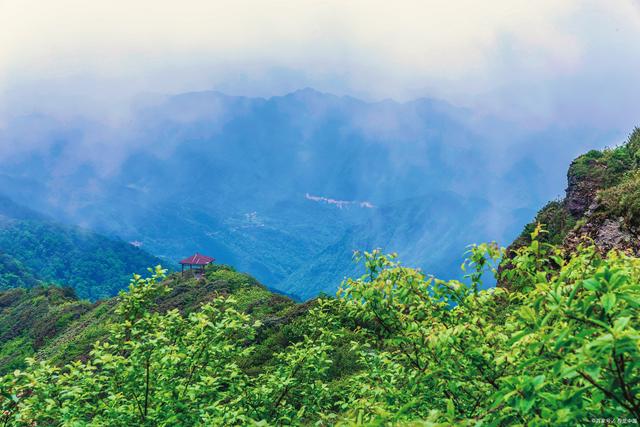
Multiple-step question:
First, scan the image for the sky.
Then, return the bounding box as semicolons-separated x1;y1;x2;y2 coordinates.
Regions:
1;0;639;130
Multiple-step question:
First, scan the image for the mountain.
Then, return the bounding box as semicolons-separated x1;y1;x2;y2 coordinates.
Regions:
280;192;496;299
0;194;164;300
505;127;640;273
1;128;639;421
0;265;299;375
0;89;618;298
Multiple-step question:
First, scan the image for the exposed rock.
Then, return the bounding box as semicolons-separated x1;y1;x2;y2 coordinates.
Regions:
565;165;604;217
502;138;640;288
596;219;634;250
563;217;640;256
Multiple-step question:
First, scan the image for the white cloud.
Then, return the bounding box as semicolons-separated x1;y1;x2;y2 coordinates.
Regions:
0;0;638;127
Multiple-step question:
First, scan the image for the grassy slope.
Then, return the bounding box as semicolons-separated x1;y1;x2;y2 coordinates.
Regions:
0;286;93;373
0;264;318;376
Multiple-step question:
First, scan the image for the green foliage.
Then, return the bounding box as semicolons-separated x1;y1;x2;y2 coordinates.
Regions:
515;201;577;247
574;129;640;230
0;218;164;300
568;145;633;188
0;253;39;290
511;129;640;252
569;149;605;179
599;170;640;228
625;127;640;167
2;232;640;425
205;264;261;292
0;286;91;374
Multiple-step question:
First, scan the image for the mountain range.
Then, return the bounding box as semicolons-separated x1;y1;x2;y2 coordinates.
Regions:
0;89;620;298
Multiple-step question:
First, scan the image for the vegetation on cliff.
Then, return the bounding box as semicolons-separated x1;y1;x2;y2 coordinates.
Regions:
512;128;640;253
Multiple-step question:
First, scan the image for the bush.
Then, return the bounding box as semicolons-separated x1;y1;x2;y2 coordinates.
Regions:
599;170;640;228
1;235;640;425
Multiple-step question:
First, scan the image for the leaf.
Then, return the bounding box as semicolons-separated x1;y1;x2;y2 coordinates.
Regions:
518;306;537;324
531;375;546;391
613;316;630;332
583;278;601;292
446;398;455;417
608;273;628;289
601;293;616;313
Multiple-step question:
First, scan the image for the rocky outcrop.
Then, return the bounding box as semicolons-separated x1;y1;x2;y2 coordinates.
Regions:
503;128;640;287
564;217;640;256
565;165;604;217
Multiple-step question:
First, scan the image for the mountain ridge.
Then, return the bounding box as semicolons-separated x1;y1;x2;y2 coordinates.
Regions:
0;265;300;375
0;88;620;298
0;194;165;300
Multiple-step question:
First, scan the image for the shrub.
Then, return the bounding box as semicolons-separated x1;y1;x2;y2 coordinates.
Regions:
599;170;640;228
1;234;639;425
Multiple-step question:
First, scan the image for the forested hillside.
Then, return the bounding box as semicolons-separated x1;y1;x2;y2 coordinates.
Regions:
0;194;164;300
280;192;494;299
0;253;39;289
0;265;298;376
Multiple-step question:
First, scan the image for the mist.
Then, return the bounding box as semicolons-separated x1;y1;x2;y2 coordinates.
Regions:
1;1;639;126
0;0;639;295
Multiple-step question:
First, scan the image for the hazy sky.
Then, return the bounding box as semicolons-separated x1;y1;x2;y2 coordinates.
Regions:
1;0;639;128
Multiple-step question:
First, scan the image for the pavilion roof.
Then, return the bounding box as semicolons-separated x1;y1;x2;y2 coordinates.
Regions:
179;253;215;265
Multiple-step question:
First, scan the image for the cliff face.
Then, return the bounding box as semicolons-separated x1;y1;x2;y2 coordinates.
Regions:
564;158;606;217
508;127;640;262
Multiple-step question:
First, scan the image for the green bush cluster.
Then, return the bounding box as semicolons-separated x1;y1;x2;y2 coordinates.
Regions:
626;127;640;167
205;264;261;291
567;129;640;191
599;170;640;228
1;229;639;425
514;201;577;247
568;146;633;189
588;129;640;229
518;129;640;245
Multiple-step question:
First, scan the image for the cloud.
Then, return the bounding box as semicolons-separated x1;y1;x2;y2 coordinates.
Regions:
0;0;638;129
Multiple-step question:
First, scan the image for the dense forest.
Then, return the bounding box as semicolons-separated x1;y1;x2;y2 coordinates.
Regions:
0;130;640;425
0;195;164;300
0;253;39;289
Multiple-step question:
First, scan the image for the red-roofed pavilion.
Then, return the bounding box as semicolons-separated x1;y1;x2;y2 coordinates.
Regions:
180;253;215;276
